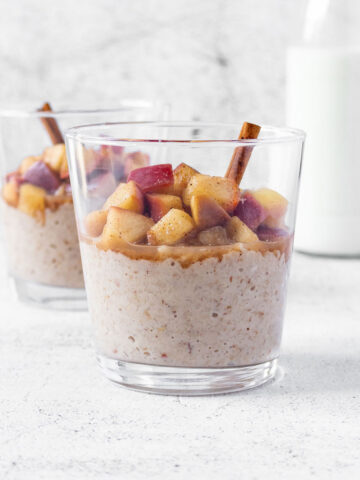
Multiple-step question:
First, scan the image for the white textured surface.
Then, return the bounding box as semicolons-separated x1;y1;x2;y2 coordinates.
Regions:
0;0;306;124
0;2;360;478
0;250;359;479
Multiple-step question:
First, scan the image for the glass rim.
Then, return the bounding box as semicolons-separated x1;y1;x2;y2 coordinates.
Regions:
0;100;163;119
65;121;306;146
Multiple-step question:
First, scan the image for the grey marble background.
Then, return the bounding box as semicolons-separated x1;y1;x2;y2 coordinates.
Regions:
0;0;307;125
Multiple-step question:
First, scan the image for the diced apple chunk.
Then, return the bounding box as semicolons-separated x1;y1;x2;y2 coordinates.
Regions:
85;210;107;237
147;208;195;246
172;163;198;195
183;174;240;214
252;188;288;227
198;226;230;246
18;184;46;223
98;207;154;249
43;144;67;172
103;180;144;213
146;193;183;222
127;164;173;193
226;216;259;243
19;156;41;175
234;191;267;231
2;180;19;207
190;194;230;230
23;160;61;192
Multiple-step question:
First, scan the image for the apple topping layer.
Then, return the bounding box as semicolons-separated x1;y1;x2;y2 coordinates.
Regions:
1;144;149;225
84;162;290;251
2;144;71;224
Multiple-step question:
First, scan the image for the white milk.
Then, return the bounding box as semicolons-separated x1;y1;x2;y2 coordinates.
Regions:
287;46;360;255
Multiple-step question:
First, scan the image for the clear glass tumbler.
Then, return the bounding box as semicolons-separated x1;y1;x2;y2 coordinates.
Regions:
65;122;304;394
0;102;167;310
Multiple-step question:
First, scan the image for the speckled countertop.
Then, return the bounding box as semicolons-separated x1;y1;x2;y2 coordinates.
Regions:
0;251;359;480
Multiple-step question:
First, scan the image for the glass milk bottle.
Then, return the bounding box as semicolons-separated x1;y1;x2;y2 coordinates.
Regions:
286;0;360;256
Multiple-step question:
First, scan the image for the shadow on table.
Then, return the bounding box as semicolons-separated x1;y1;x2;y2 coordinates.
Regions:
270;352;360;394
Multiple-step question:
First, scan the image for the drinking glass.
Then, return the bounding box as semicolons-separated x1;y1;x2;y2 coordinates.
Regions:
65;121;304;394
0;102;167;310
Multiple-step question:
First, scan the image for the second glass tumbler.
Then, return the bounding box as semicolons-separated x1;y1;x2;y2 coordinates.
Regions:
0;102;166;310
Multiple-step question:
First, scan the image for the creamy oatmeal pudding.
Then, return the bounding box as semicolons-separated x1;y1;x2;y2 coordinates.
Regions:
79;125;293;368
82;241;290;368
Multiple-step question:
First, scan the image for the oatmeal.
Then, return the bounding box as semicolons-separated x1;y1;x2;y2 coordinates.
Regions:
2;201;83;288
81;241;289;367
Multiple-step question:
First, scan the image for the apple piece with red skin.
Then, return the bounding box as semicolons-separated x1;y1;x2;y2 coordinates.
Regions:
234;191;267;231
87;170;117;198
256;225;289;242
23;160;61;192
190;194;230;230
127;164;173;193
146;193;183;222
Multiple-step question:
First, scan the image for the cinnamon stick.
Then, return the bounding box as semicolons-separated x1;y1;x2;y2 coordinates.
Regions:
38;102;64;145
225;121;261;185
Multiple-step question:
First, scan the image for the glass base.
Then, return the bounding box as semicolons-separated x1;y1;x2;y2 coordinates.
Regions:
11;277;87;311
97;355;278;396
296;248;360;259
